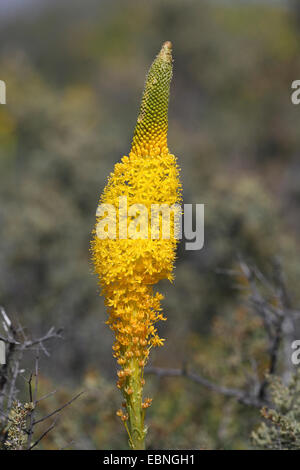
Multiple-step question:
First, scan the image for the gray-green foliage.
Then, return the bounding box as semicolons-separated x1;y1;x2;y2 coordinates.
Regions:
252;372;300;450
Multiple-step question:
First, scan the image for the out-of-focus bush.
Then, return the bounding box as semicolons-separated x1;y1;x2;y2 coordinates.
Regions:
0;0;300;449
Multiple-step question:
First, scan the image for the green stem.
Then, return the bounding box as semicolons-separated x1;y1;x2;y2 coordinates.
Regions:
126;357;146;450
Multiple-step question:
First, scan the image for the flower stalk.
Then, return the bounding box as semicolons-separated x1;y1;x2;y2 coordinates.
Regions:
91;41;181;449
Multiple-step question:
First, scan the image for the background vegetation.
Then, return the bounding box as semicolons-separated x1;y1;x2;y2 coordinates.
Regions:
0;0;300;449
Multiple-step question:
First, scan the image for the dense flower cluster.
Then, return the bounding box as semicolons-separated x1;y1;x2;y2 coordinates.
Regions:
91;42;181;447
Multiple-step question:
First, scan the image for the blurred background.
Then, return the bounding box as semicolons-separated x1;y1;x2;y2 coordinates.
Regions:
0;0;300;449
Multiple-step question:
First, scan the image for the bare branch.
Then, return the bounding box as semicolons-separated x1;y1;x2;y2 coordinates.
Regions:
33;391;84;426
145;366;266;408
26;351;39;449
29;418;58;450
36;390;57;404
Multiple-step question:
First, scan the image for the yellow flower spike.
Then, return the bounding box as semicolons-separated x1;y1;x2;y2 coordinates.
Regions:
91;41;181;450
